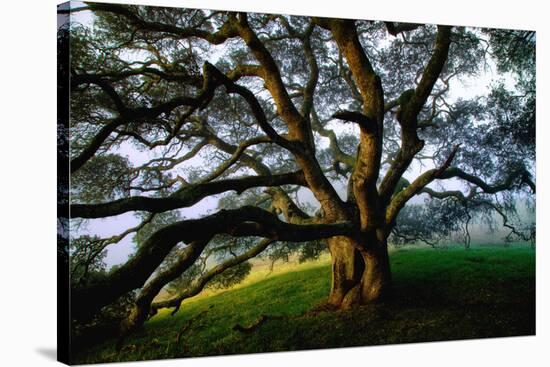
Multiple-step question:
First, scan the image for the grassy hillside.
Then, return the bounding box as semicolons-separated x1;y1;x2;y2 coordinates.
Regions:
73;246;535;364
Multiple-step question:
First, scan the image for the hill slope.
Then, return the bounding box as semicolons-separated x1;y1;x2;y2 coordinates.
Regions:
74;246;535;364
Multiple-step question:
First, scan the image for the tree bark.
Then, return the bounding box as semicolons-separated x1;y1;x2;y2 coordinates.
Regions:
327;236;364;306
359;241;392;303
327;236;391;309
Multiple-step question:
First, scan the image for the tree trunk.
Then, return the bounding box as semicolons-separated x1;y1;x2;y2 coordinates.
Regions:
327;236;364;306
359;242;391;303
327;236;391;309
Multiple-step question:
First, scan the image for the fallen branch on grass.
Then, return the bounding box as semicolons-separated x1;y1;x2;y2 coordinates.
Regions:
232;314;284;334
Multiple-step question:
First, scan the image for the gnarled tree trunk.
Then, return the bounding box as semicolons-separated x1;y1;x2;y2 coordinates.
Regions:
327;235;391;309
327;236;364;306
360;240;391;303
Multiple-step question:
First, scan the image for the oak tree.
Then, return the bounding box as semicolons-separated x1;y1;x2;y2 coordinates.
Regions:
59;3;535;341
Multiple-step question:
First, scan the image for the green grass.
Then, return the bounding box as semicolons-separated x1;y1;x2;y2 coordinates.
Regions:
73;246;535;364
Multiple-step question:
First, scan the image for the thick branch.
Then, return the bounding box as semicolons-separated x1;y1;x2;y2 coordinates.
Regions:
332;110;377;133
152;239;275;311
387;157;534;227
71;171;306;218
70;73;204;173
328;19;385;229
79;66;203;88
400;26;452;123
234;14;348;219
70;118;125;173
301;24;319;118
439;166;536;194
118;238;212;345
198;136;272;183
379;26;452;205
87;3;239;44
311;107;355;168
421;187;473;202
265;188;313;224
203;62;293;150
71;213;156;282
71;206;354;318
71;59;269;174
234;13;310;144
386;146;459;225
71;74;128;113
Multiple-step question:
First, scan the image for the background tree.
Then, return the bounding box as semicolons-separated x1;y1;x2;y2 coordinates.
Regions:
62;3;535;341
